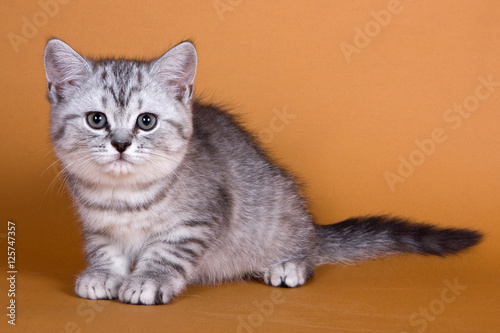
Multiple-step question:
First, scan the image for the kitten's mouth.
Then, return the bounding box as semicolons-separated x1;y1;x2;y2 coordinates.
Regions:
113;150;135;163
102;154;134;176
114;153;134;166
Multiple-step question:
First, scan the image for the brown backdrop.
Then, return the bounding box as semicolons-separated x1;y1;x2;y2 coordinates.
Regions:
1;1;498;332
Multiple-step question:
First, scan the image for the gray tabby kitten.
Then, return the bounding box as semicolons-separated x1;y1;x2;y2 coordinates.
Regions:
43;39;482;305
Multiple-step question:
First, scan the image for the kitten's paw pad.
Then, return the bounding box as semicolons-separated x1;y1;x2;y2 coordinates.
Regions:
263;261;312;288
118;276;175;305
75;271;123;300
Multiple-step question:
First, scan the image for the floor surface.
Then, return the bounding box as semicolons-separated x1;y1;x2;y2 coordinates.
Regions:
2;247;498;333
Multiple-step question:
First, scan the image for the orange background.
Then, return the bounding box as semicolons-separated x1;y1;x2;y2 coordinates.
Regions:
0;1;499;332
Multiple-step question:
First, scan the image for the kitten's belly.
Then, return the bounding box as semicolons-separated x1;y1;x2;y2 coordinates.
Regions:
192;236;271;284
193;252;257;284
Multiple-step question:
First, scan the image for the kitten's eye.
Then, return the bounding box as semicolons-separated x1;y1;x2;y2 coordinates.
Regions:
86;112;107;129
136;113;157;131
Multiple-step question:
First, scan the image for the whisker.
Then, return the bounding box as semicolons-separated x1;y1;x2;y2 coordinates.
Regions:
145;151;198;199
39;153;95;209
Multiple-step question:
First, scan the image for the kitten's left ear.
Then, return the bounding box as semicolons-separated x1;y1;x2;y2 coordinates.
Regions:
151;41;197;105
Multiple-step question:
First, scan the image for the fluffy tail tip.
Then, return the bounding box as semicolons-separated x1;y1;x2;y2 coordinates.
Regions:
425;227;483;256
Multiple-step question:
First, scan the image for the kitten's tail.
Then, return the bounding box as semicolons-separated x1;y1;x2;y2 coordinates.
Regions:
315;215;482;264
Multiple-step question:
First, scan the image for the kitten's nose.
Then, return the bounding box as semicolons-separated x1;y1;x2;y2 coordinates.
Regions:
111;139;131;153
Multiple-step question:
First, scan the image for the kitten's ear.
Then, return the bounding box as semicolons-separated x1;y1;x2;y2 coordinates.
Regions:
151;41;197;106
43;39;92;104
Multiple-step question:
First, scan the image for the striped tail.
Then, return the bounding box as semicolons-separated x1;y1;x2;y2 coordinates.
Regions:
316;215;483;264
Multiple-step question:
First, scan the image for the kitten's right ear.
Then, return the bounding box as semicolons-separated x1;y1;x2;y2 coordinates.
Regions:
44;39;92;104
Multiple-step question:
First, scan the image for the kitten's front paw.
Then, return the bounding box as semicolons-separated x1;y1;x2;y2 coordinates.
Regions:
75;270;124;300
118;274;181;305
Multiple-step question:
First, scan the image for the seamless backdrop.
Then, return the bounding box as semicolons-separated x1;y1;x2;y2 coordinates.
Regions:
0;1;499;332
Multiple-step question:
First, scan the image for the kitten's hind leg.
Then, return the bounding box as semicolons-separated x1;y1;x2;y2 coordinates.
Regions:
263;259;314;288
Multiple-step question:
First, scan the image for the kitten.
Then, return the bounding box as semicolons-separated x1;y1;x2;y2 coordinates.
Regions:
43;39;482;305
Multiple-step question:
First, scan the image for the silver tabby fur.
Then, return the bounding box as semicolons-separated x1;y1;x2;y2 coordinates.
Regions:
44;39;482;305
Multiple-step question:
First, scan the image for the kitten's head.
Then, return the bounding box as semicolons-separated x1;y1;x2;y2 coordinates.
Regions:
44;39;197;185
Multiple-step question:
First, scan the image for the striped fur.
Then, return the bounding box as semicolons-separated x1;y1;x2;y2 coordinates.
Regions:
44;39;482;305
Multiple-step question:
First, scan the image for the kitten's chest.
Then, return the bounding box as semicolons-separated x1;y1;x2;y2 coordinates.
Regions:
72;182;179;232
73;180;166;212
